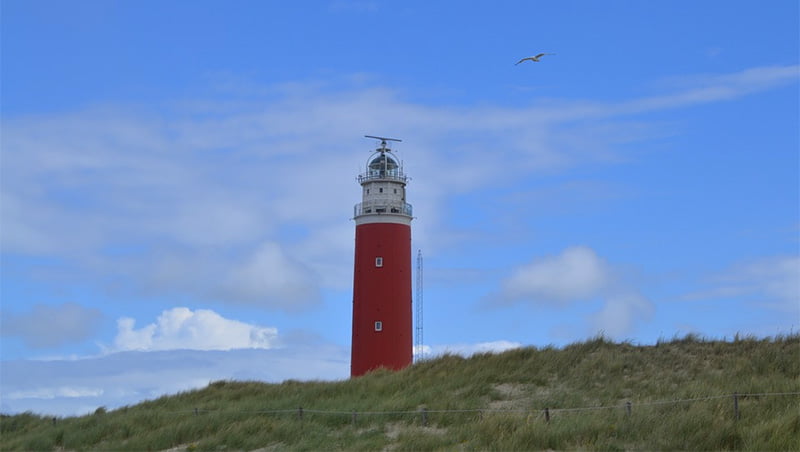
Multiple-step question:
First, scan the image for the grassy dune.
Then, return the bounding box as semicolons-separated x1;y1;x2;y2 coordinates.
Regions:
2;334;798;451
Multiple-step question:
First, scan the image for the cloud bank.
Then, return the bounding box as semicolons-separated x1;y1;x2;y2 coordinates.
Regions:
2;65;795;313
2;305;527;417
1;303;103;348
0;347;349;417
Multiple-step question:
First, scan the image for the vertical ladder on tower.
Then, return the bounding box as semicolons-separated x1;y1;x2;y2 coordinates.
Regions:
414;249;424;362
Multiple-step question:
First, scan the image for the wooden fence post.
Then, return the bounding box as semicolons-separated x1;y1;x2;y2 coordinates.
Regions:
352;410;357;426
194;408;198;416
544;407;550;423
420;407;428;426
733;393;740;420
298;406;303;421
626;401;632;417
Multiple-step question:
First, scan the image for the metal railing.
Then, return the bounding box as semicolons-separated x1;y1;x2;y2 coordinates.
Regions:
357;170;408;184
354;201;413;218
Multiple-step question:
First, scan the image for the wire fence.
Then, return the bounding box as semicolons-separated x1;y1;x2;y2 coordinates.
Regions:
147;391;800;426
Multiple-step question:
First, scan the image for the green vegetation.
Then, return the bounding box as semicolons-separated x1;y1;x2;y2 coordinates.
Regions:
2;334;798;451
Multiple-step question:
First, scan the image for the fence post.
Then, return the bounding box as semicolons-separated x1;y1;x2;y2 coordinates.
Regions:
194;408;198;416
298;406;303;421
544;407;550;423
420;407;428;426
352;410;357;426
733;393;740;420
626;401;632;417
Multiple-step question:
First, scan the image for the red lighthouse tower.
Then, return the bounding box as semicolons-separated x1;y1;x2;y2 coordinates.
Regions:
351;135;413;377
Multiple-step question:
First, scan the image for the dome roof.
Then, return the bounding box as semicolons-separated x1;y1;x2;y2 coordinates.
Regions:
368;153;399;171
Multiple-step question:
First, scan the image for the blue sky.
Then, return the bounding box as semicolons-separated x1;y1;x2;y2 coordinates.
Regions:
1;0;798;416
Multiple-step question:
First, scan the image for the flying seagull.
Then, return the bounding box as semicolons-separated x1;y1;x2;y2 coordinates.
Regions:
515;53;555;65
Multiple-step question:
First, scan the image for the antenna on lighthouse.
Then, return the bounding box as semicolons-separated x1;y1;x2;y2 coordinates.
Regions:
415;249;424;362
364;135;402;153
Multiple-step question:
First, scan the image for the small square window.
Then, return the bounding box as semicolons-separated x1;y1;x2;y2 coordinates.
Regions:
379;188;383;193
374;321;383;331
375;257;383;267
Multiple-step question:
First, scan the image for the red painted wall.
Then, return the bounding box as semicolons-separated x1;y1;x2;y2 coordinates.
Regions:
351;222;412;377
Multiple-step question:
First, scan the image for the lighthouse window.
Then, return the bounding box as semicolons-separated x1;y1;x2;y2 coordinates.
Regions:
374;321;383;332
375;257;383;267
379;188;383;193
394;189;397;194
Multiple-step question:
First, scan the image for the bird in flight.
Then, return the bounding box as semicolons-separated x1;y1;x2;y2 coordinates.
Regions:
515;53;555;65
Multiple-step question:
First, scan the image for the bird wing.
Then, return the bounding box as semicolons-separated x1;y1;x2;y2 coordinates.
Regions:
515;57;530;65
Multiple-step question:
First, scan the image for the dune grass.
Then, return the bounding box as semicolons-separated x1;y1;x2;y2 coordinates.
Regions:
1;334;798;451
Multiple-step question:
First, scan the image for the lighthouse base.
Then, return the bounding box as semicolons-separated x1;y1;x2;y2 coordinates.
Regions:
350;221;412;377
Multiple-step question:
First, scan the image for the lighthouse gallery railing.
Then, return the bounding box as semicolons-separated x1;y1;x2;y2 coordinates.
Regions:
354;201;413;218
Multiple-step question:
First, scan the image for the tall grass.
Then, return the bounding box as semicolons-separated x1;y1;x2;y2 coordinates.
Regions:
1;334;798;450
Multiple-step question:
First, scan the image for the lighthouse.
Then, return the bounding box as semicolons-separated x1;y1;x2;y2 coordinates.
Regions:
351;135;413;377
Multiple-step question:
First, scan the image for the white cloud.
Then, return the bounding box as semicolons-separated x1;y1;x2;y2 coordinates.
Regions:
735;256;800;311
0;303;103;348
589;292;655;338
110;307;279;352
469;66;797;128
497;246;613;304
686;255;800;313
582;65;800;118
488;246;654;338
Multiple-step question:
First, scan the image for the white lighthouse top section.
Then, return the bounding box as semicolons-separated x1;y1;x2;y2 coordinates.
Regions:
354;137;413;226
357;137;408;184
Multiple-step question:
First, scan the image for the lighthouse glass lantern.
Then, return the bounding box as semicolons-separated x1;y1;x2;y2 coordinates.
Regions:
350;136;413;377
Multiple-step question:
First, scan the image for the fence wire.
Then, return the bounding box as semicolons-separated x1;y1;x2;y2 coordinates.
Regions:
164;391;799;418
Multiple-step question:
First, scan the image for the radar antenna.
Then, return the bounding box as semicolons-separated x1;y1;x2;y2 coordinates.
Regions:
364;135;402;152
